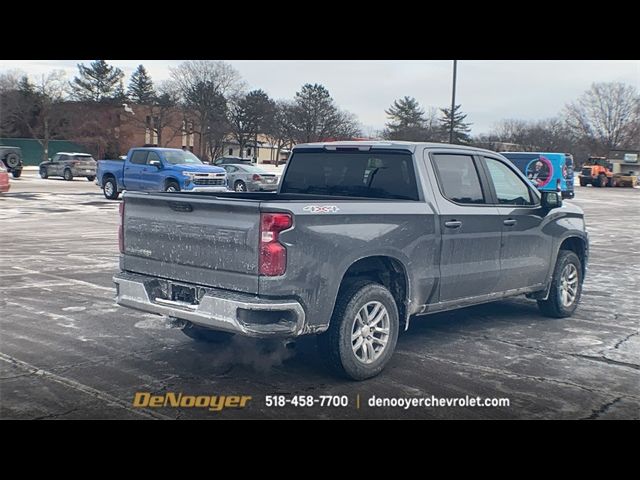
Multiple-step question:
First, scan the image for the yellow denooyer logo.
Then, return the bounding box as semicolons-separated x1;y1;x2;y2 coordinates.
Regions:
133;392;252;412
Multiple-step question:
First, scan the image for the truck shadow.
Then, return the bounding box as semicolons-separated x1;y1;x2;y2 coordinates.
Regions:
157;298;551;382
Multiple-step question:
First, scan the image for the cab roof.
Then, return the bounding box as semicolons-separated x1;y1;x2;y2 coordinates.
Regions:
292;140;499;155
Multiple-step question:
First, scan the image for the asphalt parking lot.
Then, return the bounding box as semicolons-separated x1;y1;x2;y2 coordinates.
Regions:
1;172;638;419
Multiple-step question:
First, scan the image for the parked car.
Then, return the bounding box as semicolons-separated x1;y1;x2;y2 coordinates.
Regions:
0;162;10;193
114;141;589;380
213;156;253;166
501;152;575;199
39;152;97;181
221;164;278;191
96;147;227;200
0;146;23;178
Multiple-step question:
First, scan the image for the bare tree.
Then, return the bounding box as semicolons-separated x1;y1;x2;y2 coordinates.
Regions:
0;70;25;94
264;100;296;166
123;80;184;147
169;61;245;159
5;71;69;160
565;82;640;153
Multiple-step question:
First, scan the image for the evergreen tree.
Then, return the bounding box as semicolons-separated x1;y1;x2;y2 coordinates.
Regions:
127;64;155;104
439;104;472;144
71;60;124;102
383;96;427;141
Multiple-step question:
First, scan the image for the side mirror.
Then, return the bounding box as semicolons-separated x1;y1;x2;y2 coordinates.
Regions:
149;160;161;168
541;191;562;209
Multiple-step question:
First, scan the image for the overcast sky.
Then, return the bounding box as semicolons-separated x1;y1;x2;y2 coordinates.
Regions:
1;60;638;135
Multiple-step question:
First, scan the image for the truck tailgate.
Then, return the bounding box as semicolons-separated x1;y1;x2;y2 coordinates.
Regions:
121;192;261;294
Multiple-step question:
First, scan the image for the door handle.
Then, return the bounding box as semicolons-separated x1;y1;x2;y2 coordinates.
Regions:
444;220;462;229
503;219;517;226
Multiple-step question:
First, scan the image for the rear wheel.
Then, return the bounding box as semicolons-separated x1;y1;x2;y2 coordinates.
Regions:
537;250;582;318
63;169;73;181
318;281;399;380
165;181;180;192
234;180;247;192
12;170;21;178
180;322;234;343
597;173;607;187
39;167;48;179
608;176;617;187
102;177;119;200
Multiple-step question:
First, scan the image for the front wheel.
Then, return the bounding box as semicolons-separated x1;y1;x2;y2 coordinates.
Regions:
86;175;96;182
579;178;588;187
318;281;399;380
537;250;582;318
63;169;73;181
102;177;120;200
165;181;180;192
40;167;48;179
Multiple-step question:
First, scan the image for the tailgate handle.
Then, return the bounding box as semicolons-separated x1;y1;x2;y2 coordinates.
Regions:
168;201;193;212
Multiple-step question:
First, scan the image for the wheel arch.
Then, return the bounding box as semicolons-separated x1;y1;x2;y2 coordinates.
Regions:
336;255;410;330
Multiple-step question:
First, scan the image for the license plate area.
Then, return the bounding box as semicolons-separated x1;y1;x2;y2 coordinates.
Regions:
171;283;197;304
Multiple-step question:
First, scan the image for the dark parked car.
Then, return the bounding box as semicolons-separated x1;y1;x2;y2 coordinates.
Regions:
213;156;253;166
0;146;23;178
220;164;278;191
39;152;97;181
114;141;589;380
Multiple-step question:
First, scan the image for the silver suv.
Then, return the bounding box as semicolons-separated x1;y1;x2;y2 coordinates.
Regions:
39;152;97;181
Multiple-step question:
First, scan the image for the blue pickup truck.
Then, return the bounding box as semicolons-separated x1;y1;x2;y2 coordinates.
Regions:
96;147;228;200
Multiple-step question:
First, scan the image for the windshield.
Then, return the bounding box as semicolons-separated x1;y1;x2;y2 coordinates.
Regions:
163;151;203;165
280;150;419;200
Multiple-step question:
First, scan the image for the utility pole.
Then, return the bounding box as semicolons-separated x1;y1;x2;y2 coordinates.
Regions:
449;60;457;144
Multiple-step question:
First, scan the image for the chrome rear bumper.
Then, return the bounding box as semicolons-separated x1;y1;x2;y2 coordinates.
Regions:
113;272;306;337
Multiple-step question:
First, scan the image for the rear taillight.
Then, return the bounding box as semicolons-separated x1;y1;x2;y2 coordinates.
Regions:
252;174;262;181
259;212;292;276
118;202;125;253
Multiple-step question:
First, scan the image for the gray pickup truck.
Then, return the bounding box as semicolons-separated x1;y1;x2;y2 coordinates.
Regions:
114;141;589;380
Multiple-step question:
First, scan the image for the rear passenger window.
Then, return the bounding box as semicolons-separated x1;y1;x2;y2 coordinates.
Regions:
432;154;485;204
130;151;148;165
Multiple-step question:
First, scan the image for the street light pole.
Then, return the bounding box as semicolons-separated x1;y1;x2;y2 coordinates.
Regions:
449;60;457;144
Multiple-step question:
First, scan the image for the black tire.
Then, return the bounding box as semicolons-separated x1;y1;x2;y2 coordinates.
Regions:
63;169;73;181
181;322;234;343
317;281;399;381
597;173;607;187
537;250;582;318
608;176;616;187
579;178;588;187
5;153;20;169
165;180;180;192
86;175;96;182
234;180;247;192
102;177;120;200
12;170;21;178
39;167;48;179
